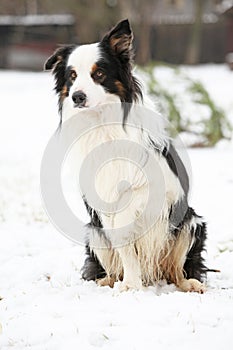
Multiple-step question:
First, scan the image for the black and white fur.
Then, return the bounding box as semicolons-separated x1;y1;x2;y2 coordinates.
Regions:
45;20;208;293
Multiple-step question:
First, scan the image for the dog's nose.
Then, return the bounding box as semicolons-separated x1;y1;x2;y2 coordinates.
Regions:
72;91;87;106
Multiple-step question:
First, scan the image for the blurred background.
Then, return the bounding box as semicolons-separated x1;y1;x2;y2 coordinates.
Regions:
0;0;233;70
1;3;233;344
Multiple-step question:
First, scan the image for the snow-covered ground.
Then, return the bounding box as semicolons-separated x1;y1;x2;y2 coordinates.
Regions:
0;65;233;349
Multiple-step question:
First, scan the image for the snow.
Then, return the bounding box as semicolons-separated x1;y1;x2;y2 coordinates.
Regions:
0;65;233;349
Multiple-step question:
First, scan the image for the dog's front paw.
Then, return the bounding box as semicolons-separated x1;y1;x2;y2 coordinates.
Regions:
118;280;142;292
178;278;206;294
96;276;115;288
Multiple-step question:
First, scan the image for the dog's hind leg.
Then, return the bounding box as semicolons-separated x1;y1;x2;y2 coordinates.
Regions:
177;278;206;293
164;212;207;293
177;218;207;293
183;219;208;282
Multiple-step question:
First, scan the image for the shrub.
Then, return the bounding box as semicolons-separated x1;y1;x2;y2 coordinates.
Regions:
141;64;232;147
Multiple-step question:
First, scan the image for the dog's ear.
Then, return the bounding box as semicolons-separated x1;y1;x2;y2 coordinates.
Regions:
44;45;75;71
102;19;133;59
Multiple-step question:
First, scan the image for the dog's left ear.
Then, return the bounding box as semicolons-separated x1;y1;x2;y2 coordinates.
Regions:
102;19;133;59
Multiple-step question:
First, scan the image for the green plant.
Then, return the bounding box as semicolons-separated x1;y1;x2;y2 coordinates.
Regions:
143;65;185;136
188;79;232;146
141;64;232;147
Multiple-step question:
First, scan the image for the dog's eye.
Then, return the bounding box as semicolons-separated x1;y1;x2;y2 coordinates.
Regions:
69;70;77;80
96;70;103;78
92;69;106;82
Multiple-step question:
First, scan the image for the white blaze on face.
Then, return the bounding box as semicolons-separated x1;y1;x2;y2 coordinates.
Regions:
63;43;119;118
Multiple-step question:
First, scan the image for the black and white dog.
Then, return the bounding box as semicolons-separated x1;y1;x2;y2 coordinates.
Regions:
45;19;208;293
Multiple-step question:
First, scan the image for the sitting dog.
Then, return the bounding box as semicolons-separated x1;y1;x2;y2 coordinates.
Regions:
45;19;208;293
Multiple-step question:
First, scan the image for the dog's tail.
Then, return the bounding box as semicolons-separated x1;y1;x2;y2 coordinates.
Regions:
206;268;221;273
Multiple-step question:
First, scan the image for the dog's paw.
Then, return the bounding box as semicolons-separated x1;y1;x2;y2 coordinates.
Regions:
96;276;115;288
118;280;142;292
178;278;206;294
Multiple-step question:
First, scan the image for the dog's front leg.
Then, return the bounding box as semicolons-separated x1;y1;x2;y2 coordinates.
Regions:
117;245;142;292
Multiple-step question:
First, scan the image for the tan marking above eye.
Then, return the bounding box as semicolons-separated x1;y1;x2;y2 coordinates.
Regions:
91;63;98;74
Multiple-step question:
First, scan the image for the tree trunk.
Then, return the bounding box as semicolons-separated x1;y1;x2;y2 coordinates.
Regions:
136;16;152;65
185;0;204;65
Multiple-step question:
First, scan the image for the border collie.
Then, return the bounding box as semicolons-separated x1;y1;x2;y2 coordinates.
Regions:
45;19;208;293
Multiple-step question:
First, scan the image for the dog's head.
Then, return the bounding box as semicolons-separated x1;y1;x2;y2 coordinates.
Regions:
44;19;142;122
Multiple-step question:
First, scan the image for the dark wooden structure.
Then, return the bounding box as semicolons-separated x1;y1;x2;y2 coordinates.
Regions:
223;5;233;54
150;17;227;64
0;15;75;70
